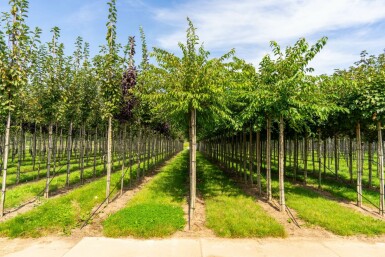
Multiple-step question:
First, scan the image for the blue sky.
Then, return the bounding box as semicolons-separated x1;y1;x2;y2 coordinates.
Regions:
1;0;385;74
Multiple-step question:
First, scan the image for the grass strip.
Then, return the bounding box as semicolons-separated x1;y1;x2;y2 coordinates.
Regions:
103;151;188;238
198;153;286;238
0;154;167;238
283;183;385;236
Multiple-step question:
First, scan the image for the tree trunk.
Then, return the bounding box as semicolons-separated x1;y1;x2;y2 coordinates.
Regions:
318;130;322;189
294;133;298;181
377;121;384;216
349;137;353;184
44;123;53;198
266;117;272;201
121;124;127;195
106;117;112;204
304;133;308;185
52;124;58;175
37;126;42;179
256;131;261;194
80;124;85;184
16;122;22;184
368;141;373;188
189;107;197;228
356;122;362;207
0;111;11;216
278;115;285;212
243;127;247;183
312;138;315;173
32;123;37;170
334;135;338;179
66;122;73;187
93;127;98;177
136;130;142;181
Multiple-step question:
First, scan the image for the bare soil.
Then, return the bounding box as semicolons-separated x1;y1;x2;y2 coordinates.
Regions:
173;195;216;238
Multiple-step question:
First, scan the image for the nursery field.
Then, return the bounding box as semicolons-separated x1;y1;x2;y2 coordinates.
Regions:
1;0;384;246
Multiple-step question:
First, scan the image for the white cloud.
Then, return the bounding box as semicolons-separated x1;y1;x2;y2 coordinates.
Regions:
152;0;385;74
66;1;105;25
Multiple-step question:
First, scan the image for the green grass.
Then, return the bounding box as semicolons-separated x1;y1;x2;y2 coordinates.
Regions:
4;160;116;210
258;171;385;236
285;184;385;236
103;151;188;238
103;203;185;238
0;153;169;238
204;151;385;237
197;152;286;238
4;151;153;210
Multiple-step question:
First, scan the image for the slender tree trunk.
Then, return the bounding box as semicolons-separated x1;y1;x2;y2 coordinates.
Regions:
44;123;53;198
349;137;353;184
16;122;22;184
323;138;327;175
66;122;73;187
368;141;373;188
189;107;197;228
37;126;42;179
377;121;384;216
136;130;142;181
0;111;11;216
279;115;285;212
52;124;58;175
249;126;253;185
304;132;308;185
242;127;247;183
318;130;322;189
80;124;85;184
93;127;98;177
32;123;37;170
120;124;127;195
266;116;272;201
294;133;298;181
106;117;112;204
312;137;315;173
356;122;362;207
334;135;338;179
256;131;261;194
58;128;63;164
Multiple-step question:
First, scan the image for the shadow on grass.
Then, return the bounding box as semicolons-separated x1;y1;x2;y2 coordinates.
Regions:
196;155;247;199
136;151;189;203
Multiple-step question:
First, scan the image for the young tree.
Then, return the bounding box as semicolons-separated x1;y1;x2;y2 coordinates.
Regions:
258;37;328;211
143;18;234;226
97;0;122;203
0;0;30;216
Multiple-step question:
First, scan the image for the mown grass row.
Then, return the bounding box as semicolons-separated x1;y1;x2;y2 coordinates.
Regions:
284;184;385;236
263;170;385;236
196;152;286;238
282;162;381;212
204;153;385;236
4;151;132;187
0;153;170;238
103;150;286;238
103;151;188;238
5;160;114;210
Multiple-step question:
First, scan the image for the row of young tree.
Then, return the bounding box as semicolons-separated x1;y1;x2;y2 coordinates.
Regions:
188;33;385;216
1;0;384;224
0;0;182;217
